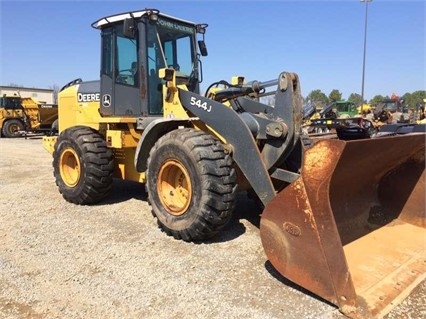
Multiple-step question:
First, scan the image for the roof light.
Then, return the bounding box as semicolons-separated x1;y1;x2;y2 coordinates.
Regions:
146;8;160;22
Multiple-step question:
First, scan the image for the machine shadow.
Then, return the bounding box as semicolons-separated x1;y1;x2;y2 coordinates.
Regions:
101;182;262;244
209;192;263;243
102;179;147;204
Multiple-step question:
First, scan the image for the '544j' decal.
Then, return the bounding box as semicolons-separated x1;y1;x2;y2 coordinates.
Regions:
190;97;212;113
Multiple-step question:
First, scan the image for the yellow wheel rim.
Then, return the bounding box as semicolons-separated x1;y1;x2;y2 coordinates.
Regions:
59;148;81;187
10;124;21;133
157;160;192;216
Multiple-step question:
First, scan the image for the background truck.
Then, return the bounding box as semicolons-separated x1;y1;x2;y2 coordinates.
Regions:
42;9;425;319
0;94;58;137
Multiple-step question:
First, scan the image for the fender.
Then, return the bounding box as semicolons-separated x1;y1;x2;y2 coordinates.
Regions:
134;117;197;172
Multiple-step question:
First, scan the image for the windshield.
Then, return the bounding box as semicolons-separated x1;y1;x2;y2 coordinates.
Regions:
0;97;21;109
336;102;356;113
383;102;397;112
147;17;196;77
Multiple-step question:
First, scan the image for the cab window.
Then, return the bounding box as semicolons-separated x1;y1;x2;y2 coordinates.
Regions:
115;29;138;87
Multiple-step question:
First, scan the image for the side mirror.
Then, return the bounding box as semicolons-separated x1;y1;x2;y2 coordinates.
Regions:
123;18;136;39
198;40;208;57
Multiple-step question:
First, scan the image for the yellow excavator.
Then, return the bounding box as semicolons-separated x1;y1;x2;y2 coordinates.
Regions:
42;9;425;319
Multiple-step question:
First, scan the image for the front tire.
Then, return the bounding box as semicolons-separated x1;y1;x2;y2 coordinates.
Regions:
146;128;237;241
53;126;114;204
2;119;24;137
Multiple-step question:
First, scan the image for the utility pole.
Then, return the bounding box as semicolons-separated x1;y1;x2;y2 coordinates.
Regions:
360;0;372;116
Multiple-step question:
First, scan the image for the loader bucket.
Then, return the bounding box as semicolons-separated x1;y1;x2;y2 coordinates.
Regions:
260;134;426;319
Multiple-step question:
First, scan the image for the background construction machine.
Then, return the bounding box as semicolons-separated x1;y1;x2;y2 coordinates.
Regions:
332;100;358;118
372;96;411;126
42;9;425;319
302;101;377;139
0;93;58;137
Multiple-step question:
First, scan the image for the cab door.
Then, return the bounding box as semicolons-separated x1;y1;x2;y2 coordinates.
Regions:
100;25;140;116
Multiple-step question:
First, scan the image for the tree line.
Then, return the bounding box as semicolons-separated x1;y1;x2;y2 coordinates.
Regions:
305;89;426;110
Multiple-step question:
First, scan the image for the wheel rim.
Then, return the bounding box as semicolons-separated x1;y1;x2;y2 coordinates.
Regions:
9;123;22;134
59;148;81;187
157;160;192;216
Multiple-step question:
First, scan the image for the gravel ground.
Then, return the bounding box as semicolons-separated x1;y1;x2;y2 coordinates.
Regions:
0;137;424;319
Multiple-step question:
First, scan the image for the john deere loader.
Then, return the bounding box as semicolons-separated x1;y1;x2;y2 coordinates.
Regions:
42;9;426;319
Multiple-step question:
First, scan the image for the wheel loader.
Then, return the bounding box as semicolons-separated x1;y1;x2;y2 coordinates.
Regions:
42;9;426;319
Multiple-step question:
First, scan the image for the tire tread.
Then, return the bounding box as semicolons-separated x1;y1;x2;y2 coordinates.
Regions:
147;128;237;241
53;126;114;205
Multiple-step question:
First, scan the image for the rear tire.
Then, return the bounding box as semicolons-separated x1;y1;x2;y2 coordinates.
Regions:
2;119;24;137
53;126;114;204
146;128;237;241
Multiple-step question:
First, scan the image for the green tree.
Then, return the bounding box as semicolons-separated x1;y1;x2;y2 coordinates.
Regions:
328;89;342;102
306;89;329;107
403;90;426;110
348;93;363;106
369;95;385;106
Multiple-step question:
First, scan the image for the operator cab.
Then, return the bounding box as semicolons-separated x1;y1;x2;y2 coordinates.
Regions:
0;95;21;109
91;9;208;117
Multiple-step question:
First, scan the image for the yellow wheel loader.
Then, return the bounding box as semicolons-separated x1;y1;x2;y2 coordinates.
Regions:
42;9;426;319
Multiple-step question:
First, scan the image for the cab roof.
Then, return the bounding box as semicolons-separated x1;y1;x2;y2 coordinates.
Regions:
91;8;198;29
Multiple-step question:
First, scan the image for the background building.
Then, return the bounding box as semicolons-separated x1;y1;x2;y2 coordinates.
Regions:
0;85;54;104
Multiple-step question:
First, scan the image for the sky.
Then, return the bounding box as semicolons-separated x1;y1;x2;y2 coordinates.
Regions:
0;0;424;100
